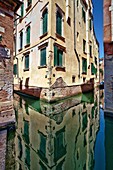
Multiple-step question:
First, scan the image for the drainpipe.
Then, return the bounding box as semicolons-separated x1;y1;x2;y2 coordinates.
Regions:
73;0;80;78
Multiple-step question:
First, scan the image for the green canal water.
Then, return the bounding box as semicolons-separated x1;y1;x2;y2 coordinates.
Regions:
4;90;113;170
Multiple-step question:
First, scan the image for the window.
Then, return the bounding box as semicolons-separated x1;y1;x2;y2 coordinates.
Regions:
83;39;86;53
89;45;92;57
82;8;86;22
89;19;92;30
26;26;30;45
21;3;24;17
56;11;62;35
72;76;75;83
40;48;46;66
24;120;29;144
39;132;46;157
54;46;63;66
54;127;66;161
91;63;96;75
42;9;48;34
25;54;29;70
82;58;87;74
95;57;97;65
20;31;23;49
82;112;87;131
27;0;32;7
13;64;17;75
77;0;79;7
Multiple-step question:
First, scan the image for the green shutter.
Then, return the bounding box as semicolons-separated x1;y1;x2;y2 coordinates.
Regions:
24;120;29;144
20;31;23;49
41;48;46;66
13;64;17;75
82;58;87;73
43;11;48;34
58;50;63;66
54;46;58;66
21;3;24;17
25;55;29;69
56;12;62;35
26;26;30;44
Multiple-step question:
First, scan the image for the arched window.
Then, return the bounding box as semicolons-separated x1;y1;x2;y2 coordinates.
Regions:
42;9;48;34
56;11;62;35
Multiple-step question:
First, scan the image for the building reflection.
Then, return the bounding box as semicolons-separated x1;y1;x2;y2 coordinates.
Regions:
13;91;99;170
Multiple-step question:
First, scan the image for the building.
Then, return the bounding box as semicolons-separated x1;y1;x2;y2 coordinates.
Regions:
0;0;22;127
104;0;113;114
14;0;99;102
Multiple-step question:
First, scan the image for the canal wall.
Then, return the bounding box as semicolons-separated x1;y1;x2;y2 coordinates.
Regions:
14;78;94;102
0;130;7;170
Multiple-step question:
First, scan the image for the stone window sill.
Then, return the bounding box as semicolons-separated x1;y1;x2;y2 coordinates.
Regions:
40;32;48;39
24;68;29;72
82;72;87;75
55;66;65;72
38;65;47;69
56;33;65;42
26;4;32;12
18;48;22;52
24;43;30;48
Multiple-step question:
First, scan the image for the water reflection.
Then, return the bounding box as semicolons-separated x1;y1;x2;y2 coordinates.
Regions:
9;91;99;170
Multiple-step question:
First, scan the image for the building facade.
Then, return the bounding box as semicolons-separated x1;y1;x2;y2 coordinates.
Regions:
104;0;113;114
14;0;99;102
0;0;22;127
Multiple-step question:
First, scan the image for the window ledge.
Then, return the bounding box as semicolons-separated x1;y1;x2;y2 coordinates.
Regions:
82;72;87;75
40;32;48;39
56;33;65;42
83;51;87;55
24;68;29;72
38;65;47;69
24;44;30;48
55;66;65;72
26;4;32;12
19;17;23;23
18;48;23;52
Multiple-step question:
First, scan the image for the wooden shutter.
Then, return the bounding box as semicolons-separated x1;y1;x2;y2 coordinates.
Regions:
20;31;23;49
13;64;17;75
56;12;62;35
41;48;46;66
26;26;30;44
21;3;24;17
43;11;48;34
54;46;58;66
58;50;63;66
25;55;29;69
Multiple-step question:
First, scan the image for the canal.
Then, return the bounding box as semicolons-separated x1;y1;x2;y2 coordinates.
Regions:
1;90;113;170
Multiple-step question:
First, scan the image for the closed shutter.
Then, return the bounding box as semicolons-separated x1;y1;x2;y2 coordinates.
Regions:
56;12;62;35
20;31;23;49
13;64;17;75
26;26;30;44
54;46;58;66
41;48;46;66
82;58;87;73
58;50;63;66
43;11;48;34
21;3;24;17
25;55;29;69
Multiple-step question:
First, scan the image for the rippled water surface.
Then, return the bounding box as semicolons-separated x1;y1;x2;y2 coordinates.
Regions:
4;90;113;170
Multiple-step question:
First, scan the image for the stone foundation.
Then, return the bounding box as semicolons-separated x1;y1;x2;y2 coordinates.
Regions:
14;78;94;102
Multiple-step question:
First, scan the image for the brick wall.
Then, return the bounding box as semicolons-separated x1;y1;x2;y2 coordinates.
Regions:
0;5;14;124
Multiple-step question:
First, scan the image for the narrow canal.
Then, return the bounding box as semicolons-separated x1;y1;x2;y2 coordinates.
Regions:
1;90;113;170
